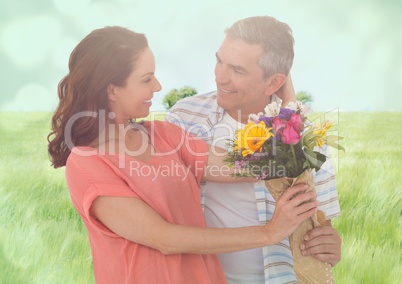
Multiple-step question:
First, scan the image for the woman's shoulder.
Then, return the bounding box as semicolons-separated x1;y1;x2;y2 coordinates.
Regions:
144;120;189;150
66;146;111;171
66;146;123;183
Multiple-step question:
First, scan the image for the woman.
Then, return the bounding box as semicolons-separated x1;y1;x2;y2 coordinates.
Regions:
48;26;317;284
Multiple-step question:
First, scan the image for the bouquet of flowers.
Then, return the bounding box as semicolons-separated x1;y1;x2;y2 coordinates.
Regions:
225;101;344;284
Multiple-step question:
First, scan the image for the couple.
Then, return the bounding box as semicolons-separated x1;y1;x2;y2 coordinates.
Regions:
48;16;341;283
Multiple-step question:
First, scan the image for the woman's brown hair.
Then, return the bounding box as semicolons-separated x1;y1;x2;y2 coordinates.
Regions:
48;26;148;168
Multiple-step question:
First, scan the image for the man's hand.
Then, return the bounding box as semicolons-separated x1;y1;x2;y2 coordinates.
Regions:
300;221;342;267
276;74;296;107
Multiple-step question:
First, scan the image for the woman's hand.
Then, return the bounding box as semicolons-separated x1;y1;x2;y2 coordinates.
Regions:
264;184;318;243
276;73;296;107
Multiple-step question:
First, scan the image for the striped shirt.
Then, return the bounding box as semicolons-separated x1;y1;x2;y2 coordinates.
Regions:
166;91;341;284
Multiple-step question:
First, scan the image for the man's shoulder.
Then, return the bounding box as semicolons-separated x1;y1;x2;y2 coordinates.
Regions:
171;91;218;111
166;91;220;134
166;91;219;123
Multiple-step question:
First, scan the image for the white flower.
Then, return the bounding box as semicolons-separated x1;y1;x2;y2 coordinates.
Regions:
286;100;313;117
264;102;280;117
285;101;300;111
248;112;263;123
300;104;313;116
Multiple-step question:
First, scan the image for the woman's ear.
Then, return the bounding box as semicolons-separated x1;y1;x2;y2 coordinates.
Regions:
107;84;117;102
263;73;287;97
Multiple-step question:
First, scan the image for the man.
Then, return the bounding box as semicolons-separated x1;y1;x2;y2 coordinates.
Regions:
166;16;341;283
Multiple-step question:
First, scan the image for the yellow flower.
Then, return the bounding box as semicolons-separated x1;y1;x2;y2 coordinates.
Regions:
316;137;325;147
234;121;273;157
313;121;332;147
313;121;332;137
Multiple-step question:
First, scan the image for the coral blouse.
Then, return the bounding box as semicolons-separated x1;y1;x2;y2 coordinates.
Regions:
65;121;226;284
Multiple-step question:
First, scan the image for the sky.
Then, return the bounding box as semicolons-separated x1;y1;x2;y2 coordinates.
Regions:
0;0;401;112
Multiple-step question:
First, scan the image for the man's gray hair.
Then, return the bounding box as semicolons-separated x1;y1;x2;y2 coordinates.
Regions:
225;16;294;79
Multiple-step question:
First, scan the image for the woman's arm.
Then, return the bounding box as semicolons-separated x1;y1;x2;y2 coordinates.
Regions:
90;183;317;255
275;73;296;107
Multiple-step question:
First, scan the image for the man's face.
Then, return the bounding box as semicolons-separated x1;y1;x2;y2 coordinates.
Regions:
214;36;271;123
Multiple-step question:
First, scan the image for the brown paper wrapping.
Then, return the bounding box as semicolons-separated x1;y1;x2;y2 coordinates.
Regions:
264;170;335;284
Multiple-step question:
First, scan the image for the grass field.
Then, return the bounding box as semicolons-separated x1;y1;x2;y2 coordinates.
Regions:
0;111;401;283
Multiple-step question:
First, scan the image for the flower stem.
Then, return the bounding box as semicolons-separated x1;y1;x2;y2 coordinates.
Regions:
290;144;298;170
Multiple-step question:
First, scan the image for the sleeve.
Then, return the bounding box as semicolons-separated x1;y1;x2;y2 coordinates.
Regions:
66;151;140;236
165;95;214;139
165;100;195;134
165;106;182;127
82;182;138;221
314;146;341;220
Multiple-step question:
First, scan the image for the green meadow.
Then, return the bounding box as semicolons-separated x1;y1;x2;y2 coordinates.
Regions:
0;111;401;283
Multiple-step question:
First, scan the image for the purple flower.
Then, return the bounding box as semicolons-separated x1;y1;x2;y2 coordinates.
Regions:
259;116;274;127
235;160;247;168
246;154;261;161
278;108;295;120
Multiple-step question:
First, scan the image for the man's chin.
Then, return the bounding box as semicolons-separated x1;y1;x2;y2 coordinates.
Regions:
216;95;228;109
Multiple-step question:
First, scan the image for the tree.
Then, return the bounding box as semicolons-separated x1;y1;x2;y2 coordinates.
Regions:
163;86;197;110
296;91;314;105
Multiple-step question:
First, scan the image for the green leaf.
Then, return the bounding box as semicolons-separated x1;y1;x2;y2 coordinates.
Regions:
327;140;346;152
326;135;345;151
304;148;327;170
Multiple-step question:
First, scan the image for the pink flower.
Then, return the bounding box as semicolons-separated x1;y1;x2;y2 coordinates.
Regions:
273;117;284;132
281;113;303;144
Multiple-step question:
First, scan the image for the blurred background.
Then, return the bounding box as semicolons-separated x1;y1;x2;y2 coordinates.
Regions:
1;1;401;283
0;0;401;112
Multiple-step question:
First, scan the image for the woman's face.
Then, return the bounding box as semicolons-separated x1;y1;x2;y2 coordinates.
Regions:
109;47;162;122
